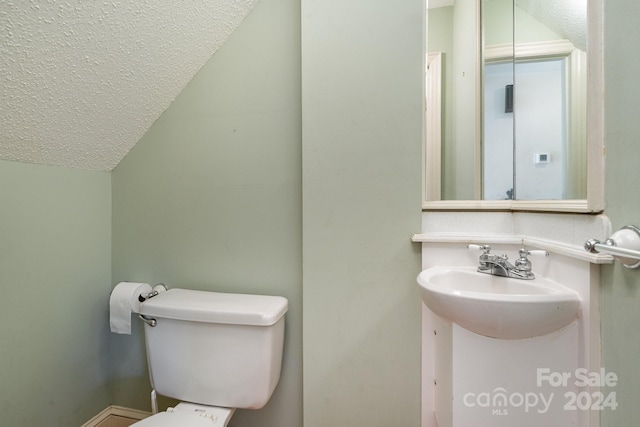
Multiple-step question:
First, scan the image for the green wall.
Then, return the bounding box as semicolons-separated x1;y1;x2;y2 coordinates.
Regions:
601;1;640;425
0;160;111;426
1;0;421;425
9;1;640;426
301;0;423;425
110;0;302;426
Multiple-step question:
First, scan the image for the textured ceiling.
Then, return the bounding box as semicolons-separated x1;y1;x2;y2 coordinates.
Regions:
518;0;587;51
0;0;261;171
429;1;587;51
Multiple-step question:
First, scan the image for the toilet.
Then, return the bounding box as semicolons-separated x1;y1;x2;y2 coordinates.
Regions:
130;288;288;427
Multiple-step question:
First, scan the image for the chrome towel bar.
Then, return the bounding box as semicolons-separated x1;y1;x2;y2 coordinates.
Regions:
585;225;640;269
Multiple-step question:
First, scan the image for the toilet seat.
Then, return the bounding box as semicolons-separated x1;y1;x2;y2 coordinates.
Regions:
132;403;236;427
132;411;218;427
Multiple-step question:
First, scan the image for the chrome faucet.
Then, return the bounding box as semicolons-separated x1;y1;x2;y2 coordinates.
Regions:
468;244;549;280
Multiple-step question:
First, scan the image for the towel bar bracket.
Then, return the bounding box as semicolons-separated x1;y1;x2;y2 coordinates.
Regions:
585;225;640;269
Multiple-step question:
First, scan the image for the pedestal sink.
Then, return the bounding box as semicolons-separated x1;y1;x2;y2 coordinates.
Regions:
417;266;581;339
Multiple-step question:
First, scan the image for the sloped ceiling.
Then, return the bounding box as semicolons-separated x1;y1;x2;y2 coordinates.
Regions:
431;1;586;51
0;0;261;171
518;0;587;52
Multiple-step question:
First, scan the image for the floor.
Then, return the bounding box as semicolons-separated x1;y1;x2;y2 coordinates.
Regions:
95;415;141;427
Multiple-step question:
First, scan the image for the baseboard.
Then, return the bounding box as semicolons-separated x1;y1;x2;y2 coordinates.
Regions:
81;406;150;427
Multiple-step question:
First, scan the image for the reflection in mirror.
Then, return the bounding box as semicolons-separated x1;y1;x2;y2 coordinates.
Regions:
425;0;589;204
427;0;481;201
482;0;514;200
513;0;587;201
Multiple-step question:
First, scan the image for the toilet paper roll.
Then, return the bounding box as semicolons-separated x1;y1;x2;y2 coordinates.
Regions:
109;282;152;334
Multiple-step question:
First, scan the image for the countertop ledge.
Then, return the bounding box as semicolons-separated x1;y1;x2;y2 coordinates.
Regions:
411;232;615;264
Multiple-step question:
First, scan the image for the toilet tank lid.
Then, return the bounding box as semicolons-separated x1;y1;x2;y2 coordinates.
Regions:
139;289;288;326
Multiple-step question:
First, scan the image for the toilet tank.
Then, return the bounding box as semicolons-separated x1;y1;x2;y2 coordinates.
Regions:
138;289;288;409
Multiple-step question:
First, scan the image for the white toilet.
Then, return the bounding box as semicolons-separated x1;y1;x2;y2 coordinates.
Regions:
131;288;288;427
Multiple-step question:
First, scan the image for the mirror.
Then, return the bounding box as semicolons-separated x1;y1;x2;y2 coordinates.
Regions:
423;0;603;212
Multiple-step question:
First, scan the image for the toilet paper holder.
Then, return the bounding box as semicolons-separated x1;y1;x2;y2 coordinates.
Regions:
138;291;159;303
137;283;168;303
136;283;167;327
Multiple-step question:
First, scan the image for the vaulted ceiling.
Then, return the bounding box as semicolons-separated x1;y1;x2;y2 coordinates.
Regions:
1;0;260;171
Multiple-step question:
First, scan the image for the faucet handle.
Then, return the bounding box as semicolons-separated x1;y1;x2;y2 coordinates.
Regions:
468;244;491;254
515;248;549;273
519;248;550;258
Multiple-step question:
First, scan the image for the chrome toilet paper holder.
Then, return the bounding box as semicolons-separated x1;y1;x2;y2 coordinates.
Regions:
137;283;167;302
136;283;167;327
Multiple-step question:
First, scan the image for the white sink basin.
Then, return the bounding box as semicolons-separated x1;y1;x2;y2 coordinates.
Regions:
417;266;581;339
